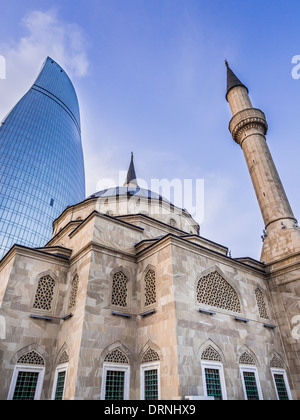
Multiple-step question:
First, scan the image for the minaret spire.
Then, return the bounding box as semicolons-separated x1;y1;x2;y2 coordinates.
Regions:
225;60;248;101
124;152;138;187
225;62;300;263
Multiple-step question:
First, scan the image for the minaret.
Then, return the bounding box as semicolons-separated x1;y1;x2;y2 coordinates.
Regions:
225;61;300;263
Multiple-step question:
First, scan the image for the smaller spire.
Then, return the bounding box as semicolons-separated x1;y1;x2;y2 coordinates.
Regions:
225;60;248;101
124;152;138;187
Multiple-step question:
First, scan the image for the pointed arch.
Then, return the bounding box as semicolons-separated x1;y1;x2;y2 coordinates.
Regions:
68;273;79;311
143;265;157;309
139;341;161;401
254;286;269;319
196;266;242;314
201;345;222;362
104;348;129;364
198;339;225;364
200;339;227;400
11;343;48;366
270;350;285;369
8;344;47;400
55;343;70;366
17;350;45;366
238;346;259;366
141;348;160;364
138;340;163;364
31;270;59;315
100;341;131;400
100;341;133;365
109;266;132;311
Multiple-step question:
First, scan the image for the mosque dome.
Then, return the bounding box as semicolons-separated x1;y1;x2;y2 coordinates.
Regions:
52;153;200;236
88;186;170;203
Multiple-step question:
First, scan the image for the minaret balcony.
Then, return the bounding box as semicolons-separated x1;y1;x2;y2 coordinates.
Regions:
229;108;268;144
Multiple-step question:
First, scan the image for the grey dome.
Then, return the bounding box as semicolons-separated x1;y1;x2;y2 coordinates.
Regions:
88;186;171;204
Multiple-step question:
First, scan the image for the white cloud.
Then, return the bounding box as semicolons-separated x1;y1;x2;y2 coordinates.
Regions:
0;9;89;121
22;9;89;78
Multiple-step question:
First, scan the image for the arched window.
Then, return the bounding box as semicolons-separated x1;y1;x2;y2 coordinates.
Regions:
101;348;130;400
8;350;45;400
111;271;128;308
270;355;292;400
145;269;156;307
255;288;268;319
140;348;160;400
33;275;55;311
68;275;79;311
52;350;69;400
196;270;241;313
239;351;263;400
201;345;227;400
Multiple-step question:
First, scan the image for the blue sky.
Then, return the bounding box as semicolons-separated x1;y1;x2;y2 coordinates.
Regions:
1;0;300;260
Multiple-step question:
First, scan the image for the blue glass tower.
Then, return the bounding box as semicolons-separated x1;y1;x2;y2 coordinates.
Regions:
0;57;85;259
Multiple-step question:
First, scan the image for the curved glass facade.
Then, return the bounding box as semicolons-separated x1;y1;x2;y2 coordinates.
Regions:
0;57;85;259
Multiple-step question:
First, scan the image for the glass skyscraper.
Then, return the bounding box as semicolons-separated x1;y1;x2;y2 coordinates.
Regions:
0;57;85;259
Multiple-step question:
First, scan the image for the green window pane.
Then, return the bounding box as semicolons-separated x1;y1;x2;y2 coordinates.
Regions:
105;370;125;400
205;368;223;400
274;374;289;400
243;371;259;400
144;369;158;400
13;371;39;400
54;371;66;400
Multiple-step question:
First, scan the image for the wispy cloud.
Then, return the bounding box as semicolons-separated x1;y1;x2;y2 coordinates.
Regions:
0;9;89;121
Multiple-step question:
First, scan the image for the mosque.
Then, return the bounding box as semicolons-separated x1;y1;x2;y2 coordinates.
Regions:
0;63;299;400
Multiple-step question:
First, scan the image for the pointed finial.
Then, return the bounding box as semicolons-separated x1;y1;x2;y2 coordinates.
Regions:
124;152;138;187
225;61;248;101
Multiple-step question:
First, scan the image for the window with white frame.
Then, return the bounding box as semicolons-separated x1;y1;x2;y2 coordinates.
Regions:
8;350;45;400
101;363;130;400
8;365;45;400
240;365;263;400
140;362;160;400
52;363;68;400
201;360;227;400
271;368;292;400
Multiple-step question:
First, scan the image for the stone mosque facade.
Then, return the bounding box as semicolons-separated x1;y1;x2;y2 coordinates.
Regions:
0;63;300;400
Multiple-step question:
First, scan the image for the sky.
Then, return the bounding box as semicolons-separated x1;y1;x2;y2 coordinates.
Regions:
0;0;300;260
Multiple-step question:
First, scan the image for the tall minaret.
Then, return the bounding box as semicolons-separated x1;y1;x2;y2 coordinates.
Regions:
225;61;300;263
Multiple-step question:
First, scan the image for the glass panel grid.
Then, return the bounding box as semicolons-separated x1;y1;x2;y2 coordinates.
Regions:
144;369;158;400
54;370;66;400
205;368;223;400
274;374;289;400
105;370;125;400
243;371;259;400
0;57;85;260
13;371;39;400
